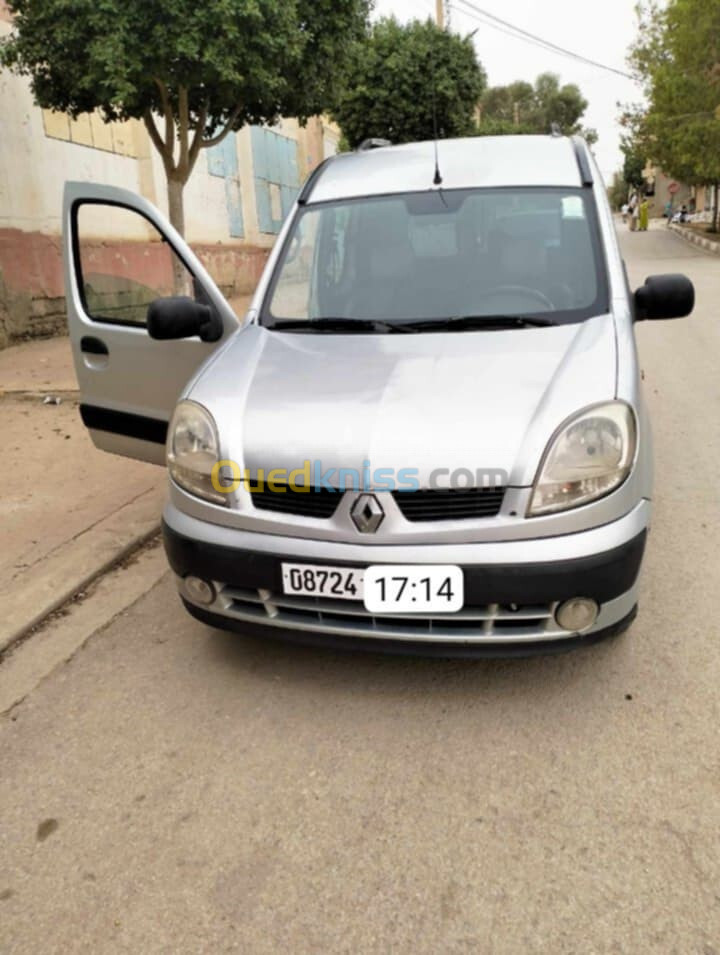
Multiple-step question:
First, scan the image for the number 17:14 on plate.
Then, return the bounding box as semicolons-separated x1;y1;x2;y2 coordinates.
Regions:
281;563;464;613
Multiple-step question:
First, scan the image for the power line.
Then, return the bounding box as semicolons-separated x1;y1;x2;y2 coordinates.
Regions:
454;0;633;79
452;0;627;76
450;0;634;80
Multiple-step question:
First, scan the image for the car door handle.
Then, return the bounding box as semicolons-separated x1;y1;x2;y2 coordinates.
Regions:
80;336;109;355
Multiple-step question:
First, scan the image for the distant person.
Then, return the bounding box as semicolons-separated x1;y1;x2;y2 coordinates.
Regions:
639;197;650;232
629;194;639;231
680;204;689;223
621;202;629;224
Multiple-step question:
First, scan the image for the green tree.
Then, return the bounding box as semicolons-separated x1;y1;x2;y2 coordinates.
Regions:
480;81;534;125
0;0;371;236
629;0;720;229
474;117;536;137
478;72;598;144
621;140;647;189
333;17;487;148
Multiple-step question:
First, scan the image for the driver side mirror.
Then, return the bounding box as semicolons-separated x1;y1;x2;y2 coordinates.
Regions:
147;296;223;342
634;274;694;321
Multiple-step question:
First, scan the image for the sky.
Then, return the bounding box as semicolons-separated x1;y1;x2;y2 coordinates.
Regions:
374;0;643;182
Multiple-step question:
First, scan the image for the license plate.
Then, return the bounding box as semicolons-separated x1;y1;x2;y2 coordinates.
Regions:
363;565;463;614
282;563;364;601
281;563;463;614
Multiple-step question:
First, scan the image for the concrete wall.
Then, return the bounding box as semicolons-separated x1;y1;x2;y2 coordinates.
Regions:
0;14;336;347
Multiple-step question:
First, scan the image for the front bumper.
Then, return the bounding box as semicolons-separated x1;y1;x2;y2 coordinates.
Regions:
162;500;649;656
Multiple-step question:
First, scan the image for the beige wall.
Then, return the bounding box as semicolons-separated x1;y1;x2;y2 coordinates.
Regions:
0;14;332;346
0;33;326;247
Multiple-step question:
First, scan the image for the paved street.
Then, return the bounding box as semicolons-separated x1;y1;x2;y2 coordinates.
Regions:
1;224;719;953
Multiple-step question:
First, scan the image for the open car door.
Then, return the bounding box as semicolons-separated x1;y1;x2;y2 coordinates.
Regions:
63;181;240;464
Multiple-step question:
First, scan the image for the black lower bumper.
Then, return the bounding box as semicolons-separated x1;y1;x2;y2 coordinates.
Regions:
162;521;647;607
182;599;638;659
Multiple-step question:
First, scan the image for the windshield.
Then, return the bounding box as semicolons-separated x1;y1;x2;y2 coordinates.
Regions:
264;187;608;330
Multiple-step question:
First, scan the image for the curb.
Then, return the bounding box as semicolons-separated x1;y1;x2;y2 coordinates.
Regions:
0;544;169;715
669;223;720;255
0;486;165;656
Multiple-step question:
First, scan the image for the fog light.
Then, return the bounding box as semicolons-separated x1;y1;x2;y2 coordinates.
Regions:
555;597;599;633
183;576;216;606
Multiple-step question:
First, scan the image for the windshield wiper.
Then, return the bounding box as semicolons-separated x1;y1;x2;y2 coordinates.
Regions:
267;315;557;334
405;315;558;332
266;317;415;334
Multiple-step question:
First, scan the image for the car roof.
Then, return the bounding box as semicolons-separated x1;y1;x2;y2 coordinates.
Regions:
307;136;586;204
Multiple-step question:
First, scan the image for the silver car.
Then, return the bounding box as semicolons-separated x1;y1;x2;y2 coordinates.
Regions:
63;135;694;656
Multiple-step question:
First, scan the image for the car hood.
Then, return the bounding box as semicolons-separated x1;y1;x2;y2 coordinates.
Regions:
193;315;618;489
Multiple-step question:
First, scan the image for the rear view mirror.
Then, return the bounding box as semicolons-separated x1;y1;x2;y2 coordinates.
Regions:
634;274;694;321
147;296;223;342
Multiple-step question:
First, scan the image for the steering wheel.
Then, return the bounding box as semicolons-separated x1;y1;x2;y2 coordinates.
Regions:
478;285;555;312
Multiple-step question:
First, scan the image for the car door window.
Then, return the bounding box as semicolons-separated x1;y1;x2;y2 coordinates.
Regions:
75;203;197;327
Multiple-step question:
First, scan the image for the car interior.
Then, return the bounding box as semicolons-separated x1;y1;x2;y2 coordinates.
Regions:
270;189;601;325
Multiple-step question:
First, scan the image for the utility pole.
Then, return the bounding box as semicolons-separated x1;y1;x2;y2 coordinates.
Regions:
436;0;445;29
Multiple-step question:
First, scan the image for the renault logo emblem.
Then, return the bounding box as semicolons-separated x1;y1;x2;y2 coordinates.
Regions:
351;493;385;534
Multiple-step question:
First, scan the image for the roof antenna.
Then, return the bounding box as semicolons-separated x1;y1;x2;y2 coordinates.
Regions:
430;26;443;186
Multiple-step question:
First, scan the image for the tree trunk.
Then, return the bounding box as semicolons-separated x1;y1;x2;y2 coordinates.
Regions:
713;183;719;233
166;175;189;295
167;175;186;237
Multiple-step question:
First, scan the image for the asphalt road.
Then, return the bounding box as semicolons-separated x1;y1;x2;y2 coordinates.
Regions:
2;224;719;953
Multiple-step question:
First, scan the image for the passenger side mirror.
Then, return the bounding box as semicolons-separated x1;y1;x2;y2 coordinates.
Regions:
634;274;694;321
147;296;223;342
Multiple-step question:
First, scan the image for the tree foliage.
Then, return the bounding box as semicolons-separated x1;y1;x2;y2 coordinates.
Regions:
481;81;534;124
333;18;487;148
605;136;647;212
622;141;647;189
473;117;537;137
0;0;371;234
627;0;720;226
477;73;598;144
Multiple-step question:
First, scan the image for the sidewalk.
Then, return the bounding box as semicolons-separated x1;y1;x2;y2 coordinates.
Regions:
669;221;720;255
0;336;166;653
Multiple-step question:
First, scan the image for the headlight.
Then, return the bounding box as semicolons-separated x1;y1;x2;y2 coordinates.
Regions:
528;402;636;517
167;401;227;506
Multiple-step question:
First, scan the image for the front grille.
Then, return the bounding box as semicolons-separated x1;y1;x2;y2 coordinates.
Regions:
215;585;563;643
393;487;505;522
249;483;506;522
250;483;341;519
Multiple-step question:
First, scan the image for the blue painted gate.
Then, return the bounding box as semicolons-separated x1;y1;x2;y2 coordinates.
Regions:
250;126;301;235
206;135;245;238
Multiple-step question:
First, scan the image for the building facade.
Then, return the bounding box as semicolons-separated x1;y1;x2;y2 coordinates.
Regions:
0;2;338;347
641;163;692;218
689;183;718;220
